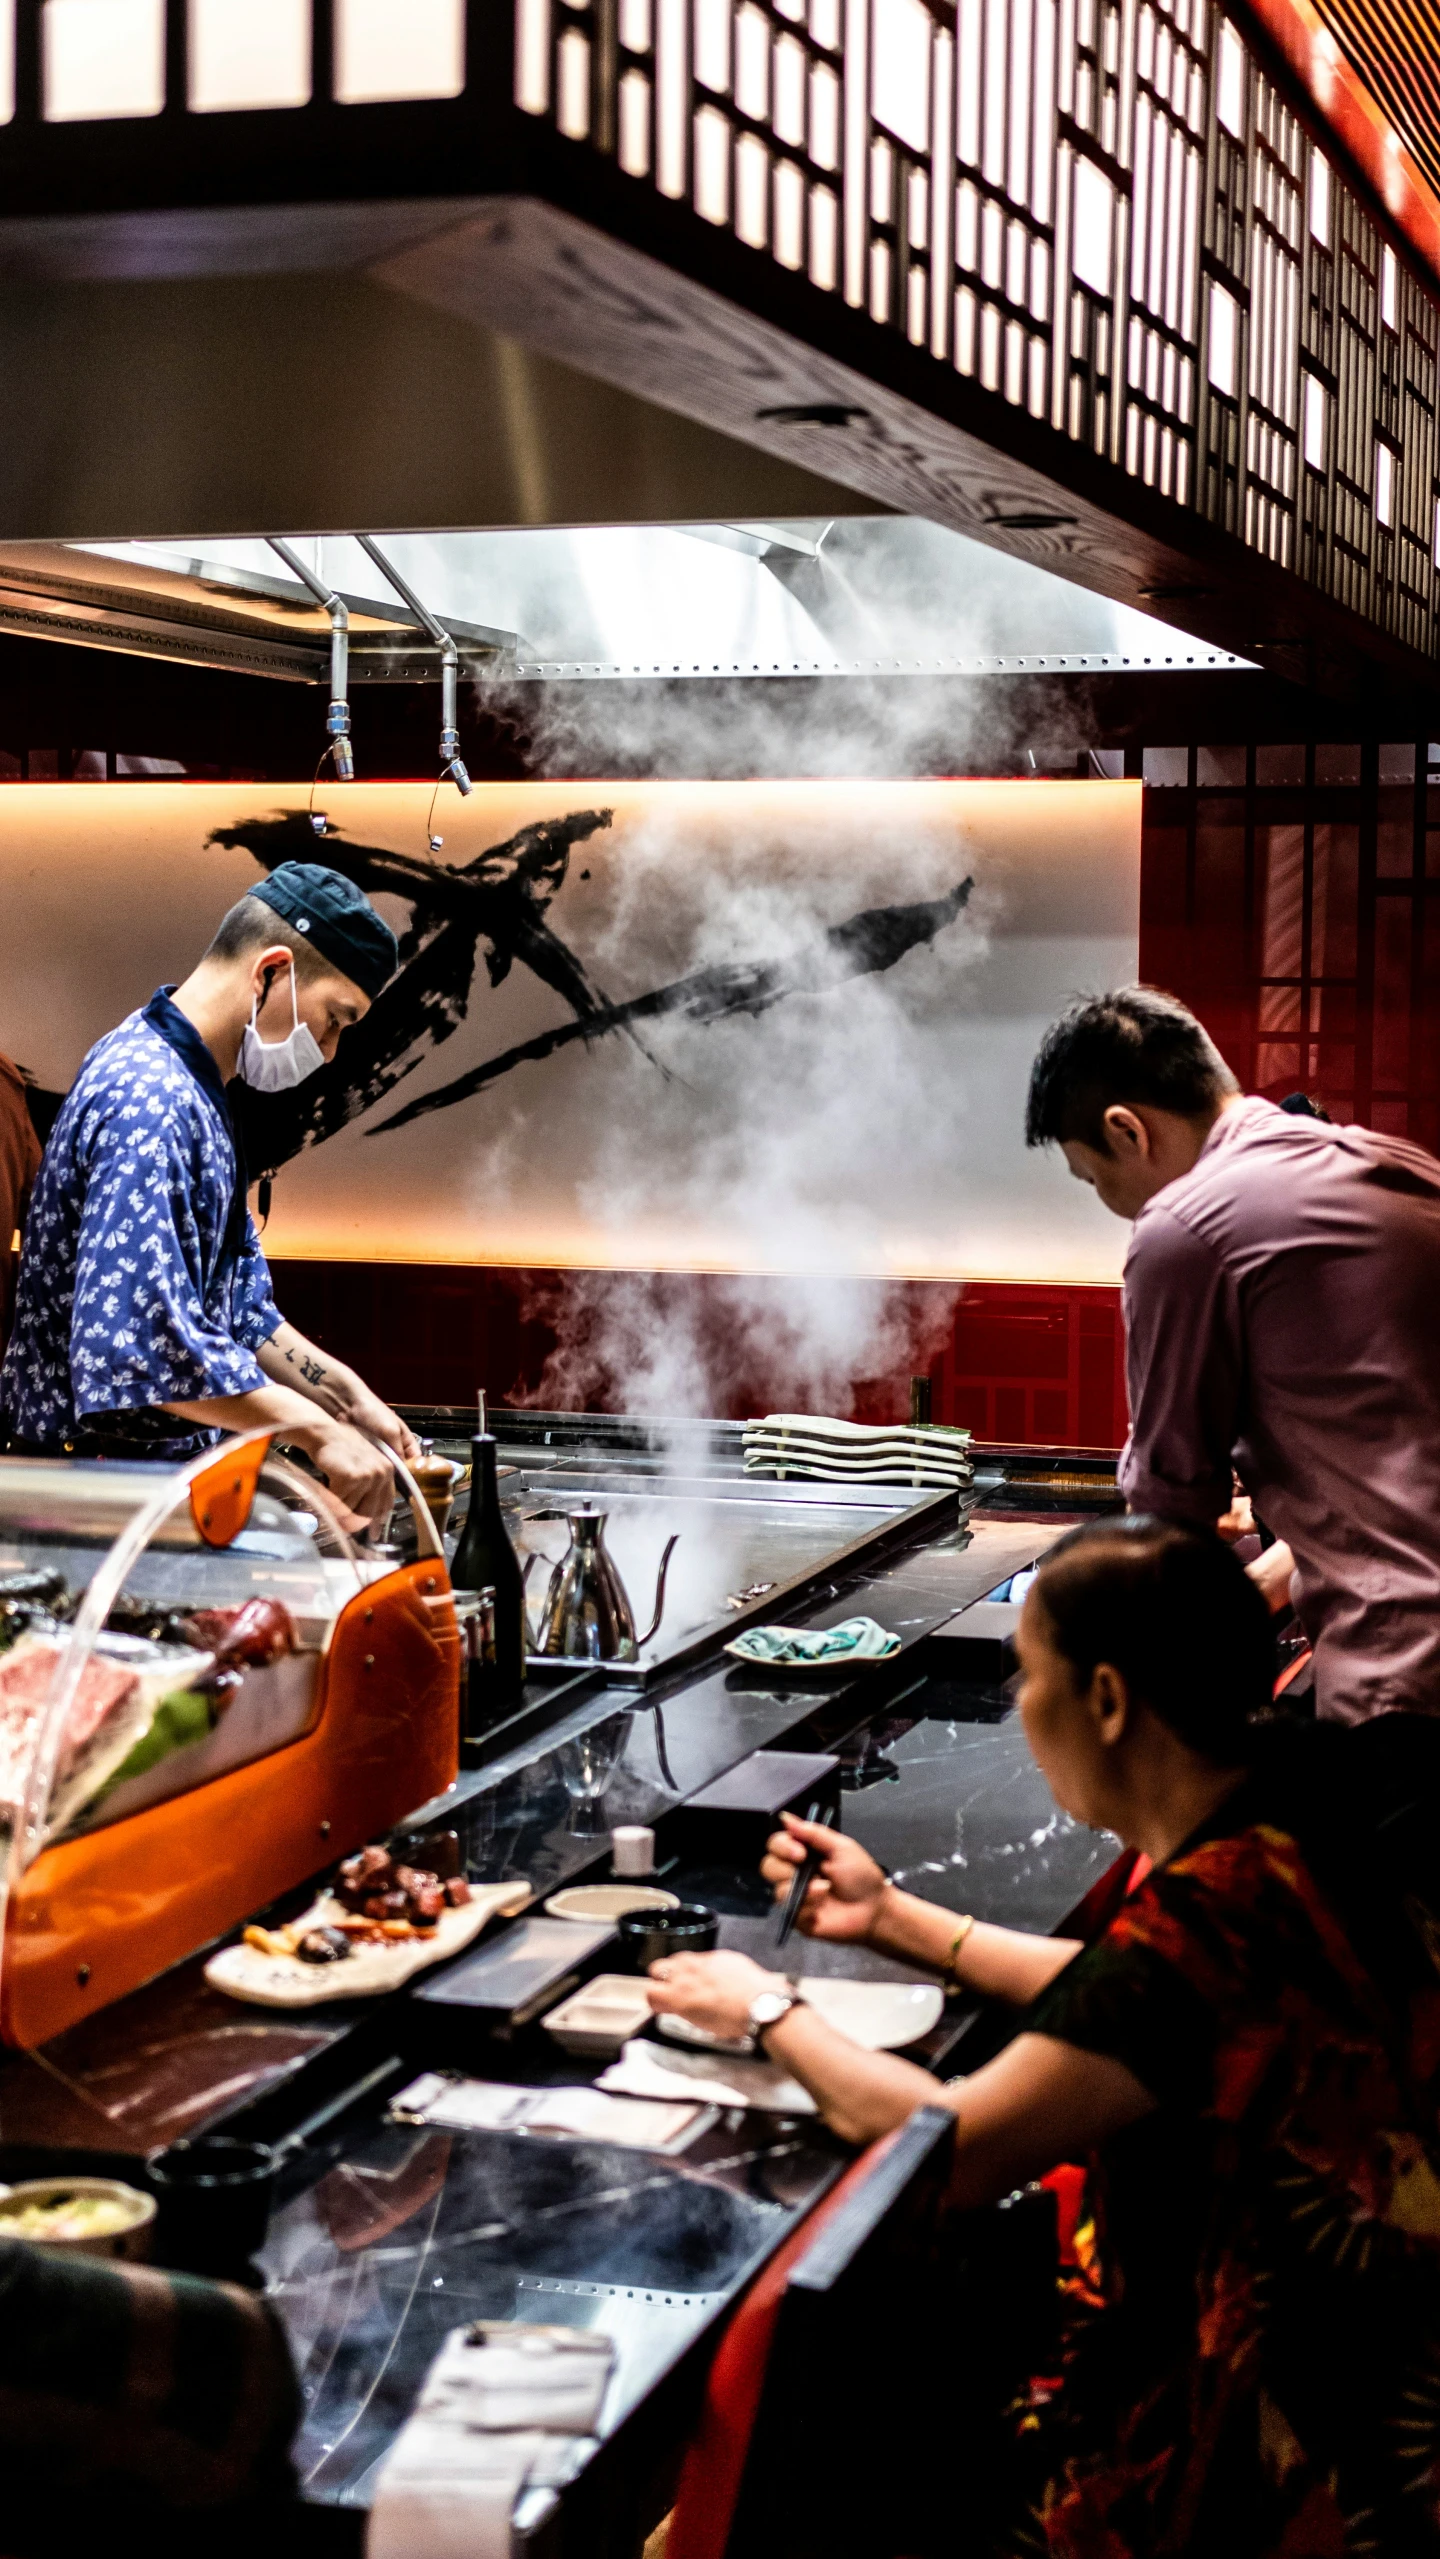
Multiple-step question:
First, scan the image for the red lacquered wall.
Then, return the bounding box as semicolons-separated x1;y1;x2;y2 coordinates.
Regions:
273;1259;1129;1450
937;1282;1127;1450
1137;740;1440;1148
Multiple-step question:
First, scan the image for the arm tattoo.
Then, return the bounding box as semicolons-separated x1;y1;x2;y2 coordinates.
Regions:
284;1344;329;1388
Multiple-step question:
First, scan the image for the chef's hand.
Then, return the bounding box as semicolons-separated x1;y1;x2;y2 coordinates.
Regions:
760;1814;888;1944
297;1416;398;1537
333;1376;421;1463
258;1326;420;1461
1247;1538;1297;1615
1216;1492;1255;1542
646;1950;783;2043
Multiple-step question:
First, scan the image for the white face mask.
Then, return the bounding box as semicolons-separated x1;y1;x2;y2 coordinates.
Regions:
238;959;325;1092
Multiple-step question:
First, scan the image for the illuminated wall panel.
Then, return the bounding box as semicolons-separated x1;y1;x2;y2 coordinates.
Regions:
0;778;1138;1286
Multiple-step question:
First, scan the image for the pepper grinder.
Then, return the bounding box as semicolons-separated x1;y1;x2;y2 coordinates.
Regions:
412;1436;457;1540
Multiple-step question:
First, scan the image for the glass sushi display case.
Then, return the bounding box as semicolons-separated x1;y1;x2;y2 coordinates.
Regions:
0;1432;460;2048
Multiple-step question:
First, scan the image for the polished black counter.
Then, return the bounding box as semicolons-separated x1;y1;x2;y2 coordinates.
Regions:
0;1482;1119;2553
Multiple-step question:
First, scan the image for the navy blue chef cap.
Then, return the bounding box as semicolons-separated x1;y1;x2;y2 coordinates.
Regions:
249;862;397;1000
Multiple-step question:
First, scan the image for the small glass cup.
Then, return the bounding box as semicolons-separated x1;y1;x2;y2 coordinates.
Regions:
557;1710;634;1836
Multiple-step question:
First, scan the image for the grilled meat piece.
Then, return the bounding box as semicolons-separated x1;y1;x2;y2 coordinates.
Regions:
362;1890;410;1922
337;1845;395;1909
296;1926;353;1965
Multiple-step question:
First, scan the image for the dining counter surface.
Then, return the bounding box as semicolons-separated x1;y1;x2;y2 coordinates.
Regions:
0;1488;1119;2554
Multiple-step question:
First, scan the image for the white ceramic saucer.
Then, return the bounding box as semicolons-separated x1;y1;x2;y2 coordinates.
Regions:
545;1883;680;1923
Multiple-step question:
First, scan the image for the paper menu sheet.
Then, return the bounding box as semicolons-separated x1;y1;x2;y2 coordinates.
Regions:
390;2071;708;2152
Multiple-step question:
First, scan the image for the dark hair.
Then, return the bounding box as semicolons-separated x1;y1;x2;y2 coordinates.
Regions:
1031;1517;1273;1760
1025;986;1238;1152
205;894;329;978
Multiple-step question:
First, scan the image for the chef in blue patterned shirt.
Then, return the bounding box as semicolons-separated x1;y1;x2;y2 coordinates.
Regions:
0;863;417;1533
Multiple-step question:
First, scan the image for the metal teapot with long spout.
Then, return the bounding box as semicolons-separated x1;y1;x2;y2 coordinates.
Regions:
523;1506;679;1663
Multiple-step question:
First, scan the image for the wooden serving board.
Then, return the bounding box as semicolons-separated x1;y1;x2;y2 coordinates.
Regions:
204;1879;532;2008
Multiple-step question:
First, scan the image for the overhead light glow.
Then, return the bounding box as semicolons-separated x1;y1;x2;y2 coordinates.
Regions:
44;0;163;120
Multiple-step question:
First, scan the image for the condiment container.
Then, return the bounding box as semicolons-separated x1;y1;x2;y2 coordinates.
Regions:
412;1437;460;1539
0;2176;156;2261
612;1824;656;1876
543;1973;657;2056
616;1902;719;1973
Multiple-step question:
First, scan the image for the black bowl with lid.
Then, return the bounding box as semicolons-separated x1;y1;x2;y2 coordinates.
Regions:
615;1901;719;1973
147;2135;277;2275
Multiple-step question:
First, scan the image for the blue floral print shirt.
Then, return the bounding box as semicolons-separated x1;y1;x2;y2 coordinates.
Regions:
0;990;280;1458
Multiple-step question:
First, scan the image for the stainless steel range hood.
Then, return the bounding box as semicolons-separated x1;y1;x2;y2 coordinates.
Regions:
0;519;1251;687
0;538;521;682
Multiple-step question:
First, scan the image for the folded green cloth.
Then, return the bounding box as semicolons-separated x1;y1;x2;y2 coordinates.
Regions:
727;1616;901;1665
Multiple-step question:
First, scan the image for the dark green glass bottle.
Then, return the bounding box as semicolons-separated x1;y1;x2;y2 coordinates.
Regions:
450;1432;525;1740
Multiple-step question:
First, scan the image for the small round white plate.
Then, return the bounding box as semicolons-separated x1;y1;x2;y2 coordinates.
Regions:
656;1974;943;2054
545;1883;680;1923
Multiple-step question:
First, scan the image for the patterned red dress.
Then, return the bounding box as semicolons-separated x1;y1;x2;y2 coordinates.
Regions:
1011;1726;1440;2556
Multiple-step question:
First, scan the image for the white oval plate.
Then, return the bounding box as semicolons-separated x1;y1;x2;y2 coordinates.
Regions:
545;1884;680;1923
657;1974;943;2054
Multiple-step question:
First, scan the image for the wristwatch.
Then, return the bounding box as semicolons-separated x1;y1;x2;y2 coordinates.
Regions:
748;1987;804;2044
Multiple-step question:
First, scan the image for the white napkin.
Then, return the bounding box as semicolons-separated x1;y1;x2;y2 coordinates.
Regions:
422;2323;615;2433
598;2036;818;2116
368;2425;543;2559
366;2324;616;2559
524;2086;707;2149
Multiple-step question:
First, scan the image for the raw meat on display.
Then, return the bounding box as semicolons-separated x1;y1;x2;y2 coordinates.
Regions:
0;1642;139;1809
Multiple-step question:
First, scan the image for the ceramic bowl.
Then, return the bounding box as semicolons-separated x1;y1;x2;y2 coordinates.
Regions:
0;2176;156;2260
616;1902;719;1973
543;1973;658;2056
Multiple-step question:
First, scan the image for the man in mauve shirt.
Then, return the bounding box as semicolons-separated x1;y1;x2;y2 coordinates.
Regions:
1026;986;1440;1723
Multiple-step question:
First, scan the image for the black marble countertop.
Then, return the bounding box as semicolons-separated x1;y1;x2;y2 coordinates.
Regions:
0;1495;1117;2554
253;1703;1114;2546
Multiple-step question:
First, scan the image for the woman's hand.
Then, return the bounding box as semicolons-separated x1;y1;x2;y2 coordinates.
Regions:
1215;1491;1255;1542
1247;1538;1297;1615
646;1950;783;2043
759;1813;889;1944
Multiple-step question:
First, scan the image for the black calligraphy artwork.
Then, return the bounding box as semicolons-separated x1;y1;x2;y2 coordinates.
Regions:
209;807;975;1170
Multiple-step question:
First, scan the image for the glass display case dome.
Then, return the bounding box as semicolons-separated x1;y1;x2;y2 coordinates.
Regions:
0;1433;460;2048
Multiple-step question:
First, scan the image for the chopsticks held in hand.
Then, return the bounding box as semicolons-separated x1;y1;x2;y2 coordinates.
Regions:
775;1801;834;1949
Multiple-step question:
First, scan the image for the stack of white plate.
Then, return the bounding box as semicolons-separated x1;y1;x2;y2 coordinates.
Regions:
742;1412;973;1488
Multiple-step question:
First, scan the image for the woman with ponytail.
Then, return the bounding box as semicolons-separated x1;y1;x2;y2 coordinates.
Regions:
650;1519;1440;2553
